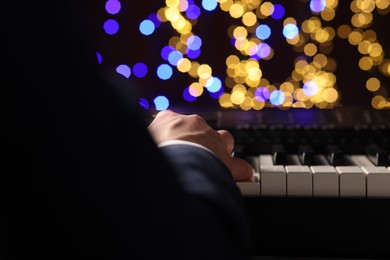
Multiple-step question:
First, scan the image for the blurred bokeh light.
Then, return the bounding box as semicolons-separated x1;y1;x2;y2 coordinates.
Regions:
96;0;390;111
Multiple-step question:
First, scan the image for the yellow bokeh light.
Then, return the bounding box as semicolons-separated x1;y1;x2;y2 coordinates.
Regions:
166;0;180;8
233;26;248;40
366;77;381;92
379;59;390;76
280;82;295;93
367;42;383;58
359;56;374;71
357;40;371;54
313;53;328;67
189;82;204;97
356;0;376;12
239;96;253;110
251;98;266;110
165;7;181;22
304;43;318;56
282;92;293;107
372;95;387;109
246;0;262;10
219;93;234;108
219;0;233;12
283;17;297;26
197;64;212;79
177;58;191;72
303;17;321;33
231;86;247;104
321;7;336;21
229;3;245;18
326;0;339;8
348;30;364;45
351;12;373;28
157;7;168;22
323;88;338;103
242;11;257;26
226;55;240;68
337;24;352;39
376;0;390;10
259;2;274;17
234;38;249;51
188;62;200;78
363;29;377;42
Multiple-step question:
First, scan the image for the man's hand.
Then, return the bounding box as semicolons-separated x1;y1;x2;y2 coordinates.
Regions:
147;110;254;181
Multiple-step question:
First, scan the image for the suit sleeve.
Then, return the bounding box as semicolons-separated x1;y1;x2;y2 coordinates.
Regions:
159;144;252;259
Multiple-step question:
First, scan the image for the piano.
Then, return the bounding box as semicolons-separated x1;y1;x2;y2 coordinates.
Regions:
204;106;390;259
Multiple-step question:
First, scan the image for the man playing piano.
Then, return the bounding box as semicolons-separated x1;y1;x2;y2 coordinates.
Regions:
1;1;255;259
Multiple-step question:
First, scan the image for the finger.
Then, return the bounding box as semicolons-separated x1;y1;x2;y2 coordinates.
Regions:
225;156;255;181
217;129;235;155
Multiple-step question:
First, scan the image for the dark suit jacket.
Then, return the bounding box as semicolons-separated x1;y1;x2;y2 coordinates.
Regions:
1;1;252;259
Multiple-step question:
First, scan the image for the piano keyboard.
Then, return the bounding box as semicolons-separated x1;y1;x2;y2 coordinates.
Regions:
237;154;390;197
214;107;390;198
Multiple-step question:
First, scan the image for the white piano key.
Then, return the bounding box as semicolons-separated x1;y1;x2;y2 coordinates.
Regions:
346;155;374;167
260;165;286;196
236;173;261;196
259;154;273;166
285;165;312;196
362;166;390;198
336;166;367;197
286;154;301;165
314;155;330;165
310;166;339;197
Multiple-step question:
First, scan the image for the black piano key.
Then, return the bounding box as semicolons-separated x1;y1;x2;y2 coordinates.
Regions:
272;144;286;165
325;145;344;166
366;144;389;166
298;145;315;165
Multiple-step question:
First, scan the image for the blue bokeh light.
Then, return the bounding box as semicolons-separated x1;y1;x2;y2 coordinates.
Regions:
156;64;173;80
168;51;184;66
116;64;131;78
205;77;222;93
256;24;271;40
96;52;103;64
255;43;271;59
254;87;270;102
147;13;161;28
186;48;201;59
187;35;202;50
154;96;170;110
139;98;150;109
183;87;198;102
271;4;285;20
310;0;326;13
133;62;148;78
105;0;121;15
161;45;175;61
269;90;285;106
202;0;218;11
283;23;299;39
103;19;119;35
186;4;201;19
303;81;319;96
139;19;155;36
